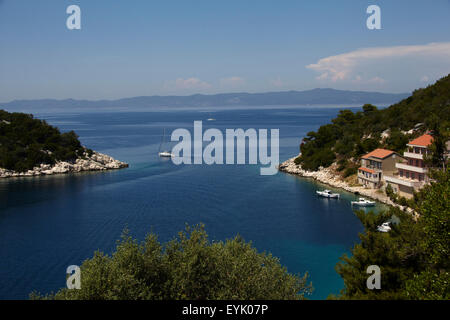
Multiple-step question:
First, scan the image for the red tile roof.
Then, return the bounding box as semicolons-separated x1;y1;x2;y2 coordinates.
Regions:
359;167;375;174
362;148;395;159
408;134;433;147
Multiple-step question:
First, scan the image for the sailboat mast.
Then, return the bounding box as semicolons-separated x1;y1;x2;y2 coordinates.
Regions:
158;128;165;153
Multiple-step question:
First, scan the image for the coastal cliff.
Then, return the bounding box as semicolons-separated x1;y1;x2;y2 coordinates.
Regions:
0;150;128;179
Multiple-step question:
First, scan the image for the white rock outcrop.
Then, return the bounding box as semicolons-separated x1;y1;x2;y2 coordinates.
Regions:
0;151;128;179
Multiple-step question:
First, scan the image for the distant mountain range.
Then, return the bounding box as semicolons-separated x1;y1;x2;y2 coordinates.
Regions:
1;88;409;111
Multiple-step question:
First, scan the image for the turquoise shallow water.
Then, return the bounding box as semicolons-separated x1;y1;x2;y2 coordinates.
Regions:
0;106;388;299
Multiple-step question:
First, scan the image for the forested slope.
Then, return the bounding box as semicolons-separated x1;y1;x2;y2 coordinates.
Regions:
0;110;91;172
297;74;450;172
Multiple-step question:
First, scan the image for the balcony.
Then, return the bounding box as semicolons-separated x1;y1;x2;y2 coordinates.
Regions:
396;163;427;174
358;172;380;183
364;165;381;171
403;152;423;160
384;175;423;188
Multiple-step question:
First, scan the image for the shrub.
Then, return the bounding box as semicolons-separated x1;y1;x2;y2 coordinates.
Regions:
385;184;396;201
343;167;357;178
31;225;313;300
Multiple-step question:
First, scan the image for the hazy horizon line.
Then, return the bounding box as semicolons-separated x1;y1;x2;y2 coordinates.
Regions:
0;87;411;104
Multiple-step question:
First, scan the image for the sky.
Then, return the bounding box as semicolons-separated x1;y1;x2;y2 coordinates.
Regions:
0;0;450;101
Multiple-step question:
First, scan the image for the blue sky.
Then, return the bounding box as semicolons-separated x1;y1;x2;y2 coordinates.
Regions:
1;0;450;101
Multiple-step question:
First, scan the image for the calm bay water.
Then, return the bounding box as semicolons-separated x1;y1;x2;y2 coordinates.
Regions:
0;106;387;299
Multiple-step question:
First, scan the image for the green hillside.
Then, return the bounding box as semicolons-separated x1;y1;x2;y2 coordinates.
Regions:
297;74;450;172
0;110;91;172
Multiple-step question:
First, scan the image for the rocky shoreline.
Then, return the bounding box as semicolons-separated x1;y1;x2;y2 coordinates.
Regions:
0;151;128;179
278;156;416;216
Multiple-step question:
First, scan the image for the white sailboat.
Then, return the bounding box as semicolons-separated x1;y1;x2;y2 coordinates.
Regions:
158;128;173;158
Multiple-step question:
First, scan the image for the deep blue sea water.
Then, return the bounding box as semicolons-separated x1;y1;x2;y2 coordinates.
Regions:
0;105;388;299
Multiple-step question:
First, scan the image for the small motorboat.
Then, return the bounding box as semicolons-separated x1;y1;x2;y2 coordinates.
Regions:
377;222;391;233
316;189;340;198
351;197;376;207
158;151;173;158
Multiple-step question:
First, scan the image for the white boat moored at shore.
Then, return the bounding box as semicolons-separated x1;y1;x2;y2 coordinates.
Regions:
351;197;376;207
316;189;340;198
377;222;392;232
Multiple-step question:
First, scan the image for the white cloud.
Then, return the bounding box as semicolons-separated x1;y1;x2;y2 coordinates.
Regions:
351;76;386;86
219;76;245;88
306;42;450;82
368;76;386;84
421;75;430;82
172;77;212;90
270;76;284;88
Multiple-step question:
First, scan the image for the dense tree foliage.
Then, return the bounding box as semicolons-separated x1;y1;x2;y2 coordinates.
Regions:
0;110;90;172
32;225;312;300
334;169;449;299
298;74;450;171
424;114;449;170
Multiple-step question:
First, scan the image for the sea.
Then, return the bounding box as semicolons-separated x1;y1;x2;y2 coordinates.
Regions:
0;105;389;299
